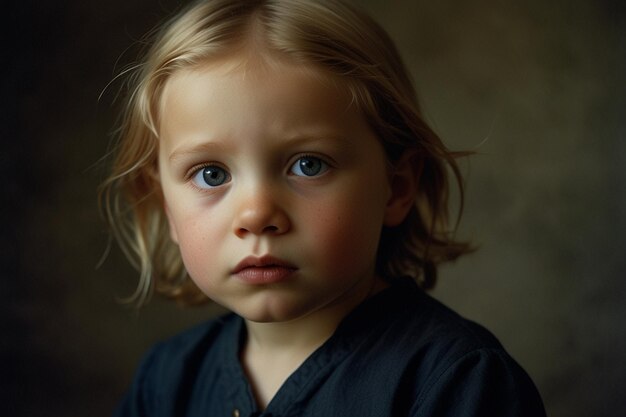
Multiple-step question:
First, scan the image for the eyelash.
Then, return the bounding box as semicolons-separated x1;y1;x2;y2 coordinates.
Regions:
288;154;331;177
187;163;231;190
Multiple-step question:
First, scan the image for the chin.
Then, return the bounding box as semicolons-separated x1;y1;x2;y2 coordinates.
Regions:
236;307;302;324
233;298;315;324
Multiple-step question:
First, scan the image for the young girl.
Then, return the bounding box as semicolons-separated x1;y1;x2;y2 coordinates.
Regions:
103;0;546;416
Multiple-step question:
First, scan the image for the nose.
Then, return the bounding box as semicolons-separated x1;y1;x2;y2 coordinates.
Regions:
233;186;291;238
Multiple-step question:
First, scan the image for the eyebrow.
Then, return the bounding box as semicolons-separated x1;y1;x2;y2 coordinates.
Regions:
280;134;354;149
168;133;353;162
168;141;227;163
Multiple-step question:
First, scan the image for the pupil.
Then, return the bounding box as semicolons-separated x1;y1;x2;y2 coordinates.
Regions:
203;167;226;186
300;158;321;176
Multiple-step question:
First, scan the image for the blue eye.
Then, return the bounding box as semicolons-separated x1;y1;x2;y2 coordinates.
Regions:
290;156;329;177
192;165;230;188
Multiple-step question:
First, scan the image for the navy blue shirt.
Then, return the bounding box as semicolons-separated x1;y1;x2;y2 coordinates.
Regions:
114;278;546;416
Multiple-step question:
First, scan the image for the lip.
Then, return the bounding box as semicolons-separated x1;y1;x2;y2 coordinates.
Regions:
231;255;297;284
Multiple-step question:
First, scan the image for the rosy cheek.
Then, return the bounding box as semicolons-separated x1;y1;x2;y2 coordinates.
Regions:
177;233;203;276
305;200;377;270
334;192;384;261
175;219;213;276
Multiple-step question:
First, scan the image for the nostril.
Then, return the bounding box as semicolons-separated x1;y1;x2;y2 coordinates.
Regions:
236;225;278;236
233;207;290;237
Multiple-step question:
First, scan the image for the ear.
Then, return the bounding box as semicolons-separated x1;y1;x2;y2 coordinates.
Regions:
383;151;421;227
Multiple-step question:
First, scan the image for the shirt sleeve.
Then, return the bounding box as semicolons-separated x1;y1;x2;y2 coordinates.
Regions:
411;348;547;417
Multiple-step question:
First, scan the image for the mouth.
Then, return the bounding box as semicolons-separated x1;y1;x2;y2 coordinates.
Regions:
231;255;298;284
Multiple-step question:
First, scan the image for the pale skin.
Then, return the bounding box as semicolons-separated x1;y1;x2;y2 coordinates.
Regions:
157;51;418;409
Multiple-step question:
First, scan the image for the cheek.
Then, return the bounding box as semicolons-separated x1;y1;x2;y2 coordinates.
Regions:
175;222;206;275
303;185;385;273
170;211;222;281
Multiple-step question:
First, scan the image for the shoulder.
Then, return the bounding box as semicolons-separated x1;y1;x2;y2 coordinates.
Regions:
148;313;239;363
369;279;506;360
342;279;546;416
405;290;505;355
387;280;531;366
113;313;241;417
385;281;546;416
410;346;546;417
140;312;241;388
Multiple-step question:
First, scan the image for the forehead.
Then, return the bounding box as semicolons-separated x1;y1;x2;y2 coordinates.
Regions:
161;50;351;102
170;57;319;93
158;52;364;141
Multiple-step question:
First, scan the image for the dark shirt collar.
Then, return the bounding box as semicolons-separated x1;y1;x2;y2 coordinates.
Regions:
220;277;422;415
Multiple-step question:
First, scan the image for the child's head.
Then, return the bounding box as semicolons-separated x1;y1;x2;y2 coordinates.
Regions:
102;0;471;307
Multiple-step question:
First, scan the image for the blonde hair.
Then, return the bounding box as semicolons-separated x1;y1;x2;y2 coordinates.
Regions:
100;0;472;306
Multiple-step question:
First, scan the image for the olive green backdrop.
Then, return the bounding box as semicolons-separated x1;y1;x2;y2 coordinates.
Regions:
6;0;624;416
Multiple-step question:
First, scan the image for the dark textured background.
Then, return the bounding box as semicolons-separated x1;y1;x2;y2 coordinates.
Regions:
5;0;625;416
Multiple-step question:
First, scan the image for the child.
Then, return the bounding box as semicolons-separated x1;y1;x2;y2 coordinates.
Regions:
103;0;546;416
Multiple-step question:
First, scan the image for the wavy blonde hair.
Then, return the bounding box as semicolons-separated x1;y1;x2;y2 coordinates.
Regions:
100;0;472;306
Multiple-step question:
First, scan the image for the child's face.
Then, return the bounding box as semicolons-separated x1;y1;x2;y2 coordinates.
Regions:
158;55;397;323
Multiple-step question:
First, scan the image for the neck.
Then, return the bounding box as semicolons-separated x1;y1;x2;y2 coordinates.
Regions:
243;276;389;355
244;309;341;357
240;276;389;410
